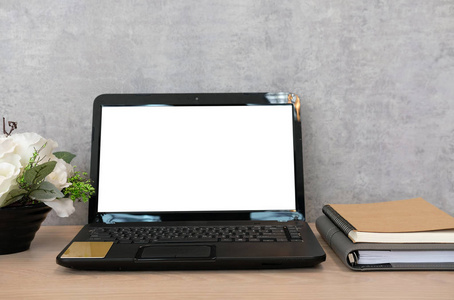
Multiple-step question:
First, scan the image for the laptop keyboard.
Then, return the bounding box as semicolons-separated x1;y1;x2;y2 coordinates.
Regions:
88;225;303;244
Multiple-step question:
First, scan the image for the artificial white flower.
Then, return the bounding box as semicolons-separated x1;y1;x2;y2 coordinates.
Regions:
7;132;58;167
0;137;22;206
40;197;75;217
0;156;22;207
0;136;16;158
46;157;74;191
0;132;90;217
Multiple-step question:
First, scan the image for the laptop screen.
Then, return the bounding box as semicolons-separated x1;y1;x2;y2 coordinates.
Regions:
97;104;296;213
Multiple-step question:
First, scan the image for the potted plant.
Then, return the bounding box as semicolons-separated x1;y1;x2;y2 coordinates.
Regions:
0;118;94;254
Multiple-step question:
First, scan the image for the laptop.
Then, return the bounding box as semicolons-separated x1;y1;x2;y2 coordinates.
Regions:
56;93;326;270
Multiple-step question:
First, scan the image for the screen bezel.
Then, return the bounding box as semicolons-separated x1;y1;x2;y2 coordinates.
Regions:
88;93;305;223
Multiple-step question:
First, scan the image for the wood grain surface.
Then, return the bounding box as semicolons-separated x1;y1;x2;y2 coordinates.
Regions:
1;225;453;299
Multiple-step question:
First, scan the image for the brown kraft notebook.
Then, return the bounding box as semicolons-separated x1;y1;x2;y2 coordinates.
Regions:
322;198;454;243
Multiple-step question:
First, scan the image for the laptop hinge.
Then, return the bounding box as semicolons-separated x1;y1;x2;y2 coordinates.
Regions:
95;215;107;224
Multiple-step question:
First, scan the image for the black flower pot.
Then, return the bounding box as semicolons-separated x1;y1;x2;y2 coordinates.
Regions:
0;203;51;255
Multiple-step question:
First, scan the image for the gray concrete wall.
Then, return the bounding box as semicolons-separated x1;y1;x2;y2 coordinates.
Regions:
1;1;453;224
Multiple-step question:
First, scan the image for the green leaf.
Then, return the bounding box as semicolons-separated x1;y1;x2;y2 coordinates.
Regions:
29;181;64;200
23;161;57;185
0;189;28;207
53;151;76;164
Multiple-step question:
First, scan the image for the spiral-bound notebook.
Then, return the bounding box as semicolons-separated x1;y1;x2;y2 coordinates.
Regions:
316;215;454;271
322;198;454;243
56;93;326;270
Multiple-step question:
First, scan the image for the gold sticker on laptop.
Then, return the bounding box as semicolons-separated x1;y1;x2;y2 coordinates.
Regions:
61;242;113;258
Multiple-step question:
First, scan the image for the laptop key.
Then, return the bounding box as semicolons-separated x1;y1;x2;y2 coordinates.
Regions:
133;239;149;244
261;238;277;242
154;238;219;243
220;238;234;242
99;237;116;242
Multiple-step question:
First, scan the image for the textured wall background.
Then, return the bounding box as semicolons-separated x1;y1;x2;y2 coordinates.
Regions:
1;1;453;224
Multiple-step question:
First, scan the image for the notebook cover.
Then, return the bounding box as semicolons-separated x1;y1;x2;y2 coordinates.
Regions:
315;215;454;271
325;198;454;233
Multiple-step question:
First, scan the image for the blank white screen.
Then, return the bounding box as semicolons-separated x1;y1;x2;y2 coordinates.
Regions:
98;105;296;212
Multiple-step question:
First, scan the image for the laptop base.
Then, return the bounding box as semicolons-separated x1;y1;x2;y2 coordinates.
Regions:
57;221;325;271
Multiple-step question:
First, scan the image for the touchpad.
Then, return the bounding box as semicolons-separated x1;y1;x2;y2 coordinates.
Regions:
139;245;214;259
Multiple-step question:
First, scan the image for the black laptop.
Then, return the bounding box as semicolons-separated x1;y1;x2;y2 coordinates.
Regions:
56;93;326;270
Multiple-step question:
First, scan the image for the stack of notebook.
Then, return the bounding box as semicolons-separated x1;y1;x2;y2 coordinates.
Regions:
316;198;454;271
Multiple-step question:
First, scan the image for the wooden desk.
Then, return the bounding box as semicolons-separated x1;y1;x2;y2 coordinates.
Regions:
1;225;453;299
